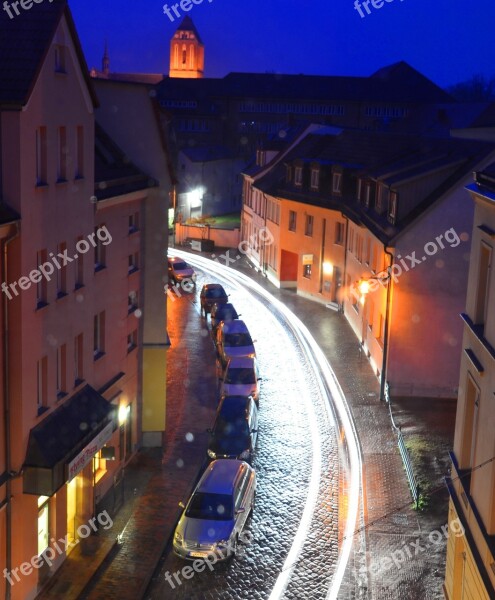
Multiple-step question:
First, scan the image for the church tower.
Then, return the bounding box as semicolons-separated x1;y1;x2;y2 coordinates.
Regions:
169;16;204;79
102;41;110;76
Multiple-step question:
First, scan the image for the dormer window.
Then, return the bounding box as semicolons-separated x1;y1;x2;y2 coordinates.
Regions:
376;184;388;214
388;192;398;224
364;183;371;208
286;165;292;183
357;178;363;201
294;166;303;187
310;167;320;190
332;172;342;194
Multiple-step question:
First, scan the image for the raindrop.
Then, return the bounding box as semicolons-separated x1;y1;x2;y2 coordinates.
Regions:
207;527;217;538
460;232;470;242
411;314;421;323
134;309;142;318
176;458;184;468
217;504;225;515
76;294;84;303
185;432;194;442
79;422;88;432
435;259;444;269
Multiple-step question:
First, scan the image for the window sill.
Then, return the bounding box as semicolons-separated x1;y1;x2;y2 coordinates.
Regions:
35;182;48;189
128;227;140;236
94;469;107;484
94;351;105;362
56;178;68;185
127;344;137;354
94;264;106;273
74;175;84;181
56;391;67;403
56;291;68;301
74;283;84;291
74;378;85;388
37;406;50;417
128;267;139;275
36;300;49;311
128;306;138;315
55;69;67;75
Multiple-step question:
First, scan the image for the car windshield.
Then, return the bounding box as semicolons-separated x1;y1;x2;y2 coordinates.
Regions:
213;418;250;438
206;288;226;298
224;333;252;347
172;261;188;270
185;492;233;521
224;368;256;384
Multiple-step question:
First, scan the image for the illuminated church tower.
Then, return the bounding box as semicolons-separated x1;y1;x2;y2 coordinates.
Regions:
169;16;204;79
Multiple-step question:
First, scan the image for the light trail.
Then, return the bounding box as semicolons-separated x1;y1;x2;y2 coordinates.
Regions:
169;250;363;599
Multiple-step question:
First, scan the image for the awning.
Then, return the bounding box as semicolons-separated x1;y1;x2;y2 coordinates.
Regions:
23;385;116;496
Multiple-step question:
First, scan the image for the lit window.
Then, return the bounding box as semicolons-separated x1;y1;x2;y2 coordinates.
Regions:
305;215;314;236
335;222;344;245
303;264;312;279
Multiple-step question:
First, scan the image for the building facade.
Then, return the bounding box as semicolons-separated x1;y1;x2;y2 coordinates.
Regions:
444;162;495;599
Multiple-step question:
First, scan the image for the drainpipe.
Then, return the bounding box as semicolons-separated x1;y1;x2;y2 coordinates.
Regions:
380;245;394;402
3;221;20;600
341;213;349;313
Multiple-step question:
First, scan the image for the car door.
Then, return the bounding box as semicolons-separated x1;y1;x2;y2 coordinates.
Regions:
249;400;258;451
234;470;250;535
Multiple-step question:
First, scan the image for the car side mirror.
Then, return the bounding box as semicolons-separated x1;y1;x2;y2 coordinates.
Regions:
251;429;258;433
178;501;185;509
257;377;263;381
235;507;245;515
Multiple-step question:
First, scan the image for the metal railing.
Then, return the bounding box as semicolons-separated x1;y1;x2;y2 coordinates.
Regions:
384;382;420;506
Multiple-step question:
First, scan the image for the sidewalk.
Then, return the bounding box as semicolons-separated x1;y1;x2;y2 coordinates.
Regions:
36;252;455;600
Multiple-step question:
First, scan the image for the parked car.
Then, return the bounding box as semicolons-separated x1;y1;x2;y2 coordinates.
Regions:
219;356;261;404
200;283;229;316
215;319;255;368
167;257;196;284
173;459;256;561
207;396;258;463
210;302;239;333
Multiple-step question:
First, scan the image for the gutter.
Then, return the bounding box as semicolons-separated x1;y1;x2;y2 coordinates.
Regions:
380;245;394;401
3;221;20;600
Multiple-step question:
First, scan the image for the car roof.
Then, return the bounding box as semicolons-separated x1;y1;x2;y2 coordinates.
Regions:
218;396;250;418
197;459;251;495
221;320;249;334
226;356;256;369
168;256;187;264
202;283;225;291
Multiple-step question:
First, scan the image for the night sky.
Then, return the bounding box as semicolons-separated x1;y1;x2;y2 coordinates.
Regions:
70;0;494;88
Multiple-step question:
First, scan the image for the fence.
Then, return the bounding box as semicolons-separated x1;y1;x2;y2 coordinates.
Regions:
385;382;420;505
174;223;241;249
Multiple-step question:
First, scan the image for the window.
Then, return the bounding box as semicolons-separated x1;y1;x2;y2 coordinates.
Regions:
460;375;480;471
388;192;398;223
75;126;84;178
357;179;363;201
474;242;492;327
93;450;107;483
288;210;297;232
75;237;84;288
36;127;47;186
127;330;138;353
74;333;83;385
364;238;371;265
38;498;49;555
93;312;105;359
294;166;303;187
94;226;106;271
129;212;139;234
303;264;312;279
356;234;363;263
310;168;320;190
286;165;292;184
54;44;66;73
128;291;139;314
348;228;355;253
305;214;314;237
371;243;378;273
332;172;342;194
335;222;345;245
36;249;48;307
128;253;139;273
56;344;67;398
182;46;187;64
57;127;67;181
56;242;67;297
364;183;371;208
376;185;388;213
37;357;48;413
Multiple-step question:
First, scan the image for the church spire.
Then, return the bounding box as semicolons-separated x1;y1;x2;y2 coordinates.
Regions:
102;41;110;76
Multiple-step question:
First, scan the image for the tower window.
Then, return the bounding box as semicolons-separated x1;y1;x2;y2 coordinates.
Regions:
182;47;187;64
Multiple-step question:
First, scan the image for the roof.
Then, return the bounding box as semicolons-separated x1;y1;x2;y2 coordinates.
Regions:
176;15;203;44
197;459;250;494
181;146;236;162
254;129;495;244
157;61;452;104
94;123;157;200
0;0;98;109
91;71;164;85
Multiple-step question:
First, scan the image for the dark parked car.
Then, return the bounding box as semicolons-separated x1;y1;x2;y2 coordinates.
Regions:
210;302;239;333
200;283;229;316
207;396;258;463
